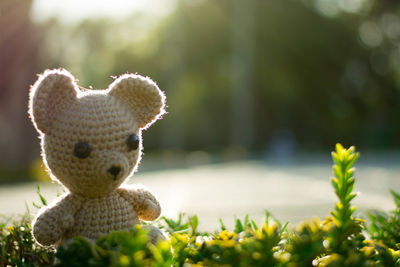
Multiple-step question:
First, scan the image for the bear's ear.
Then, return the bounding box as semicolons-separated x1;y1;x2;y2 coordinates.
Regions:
109;74;166;129
29;69;78;134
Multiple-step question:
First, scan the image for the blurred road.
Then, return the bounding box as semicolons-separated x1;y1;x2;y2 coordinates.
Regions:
0;160;399;231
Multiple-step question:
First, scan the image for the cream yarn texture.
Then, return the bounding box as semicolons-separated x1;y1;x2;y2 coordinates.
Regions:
29;69;166;246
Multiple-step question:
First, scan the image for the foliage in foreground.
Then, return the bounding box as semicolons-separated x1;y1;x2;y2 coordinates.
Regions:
2;144;400;266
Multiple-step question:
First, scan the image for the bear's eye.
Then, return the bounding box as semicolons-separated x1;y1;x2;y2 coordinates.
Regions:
126;134;139;151
74;142;91;159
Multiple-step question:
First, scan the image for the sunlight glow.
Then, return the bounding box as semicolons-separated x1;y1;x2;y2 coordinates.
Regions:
31;0;177;24
314;0;371;18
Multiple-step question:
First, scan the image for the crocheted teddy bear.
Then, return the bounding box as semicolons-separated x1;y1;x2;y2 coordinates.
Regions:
29;69;166;246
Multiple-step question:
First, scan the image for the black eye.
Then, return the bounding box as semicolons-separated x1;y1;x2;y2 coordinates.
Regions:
126;134;139;151
74;142;91;159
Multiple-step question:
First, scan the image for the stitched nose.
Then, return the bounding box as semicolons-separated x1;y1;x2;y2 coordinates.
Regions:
108;166;121;176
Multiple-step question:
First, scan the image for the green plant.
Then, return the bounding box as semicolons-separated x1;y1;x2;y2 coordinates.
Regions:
55;226;173;267
315;144;366;266
2;144;400;266
0;215;54;267
368;190;400;249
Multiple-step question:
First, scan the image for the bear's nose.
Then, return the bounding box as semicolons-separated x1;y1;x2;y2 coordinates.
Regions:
108;166;121;177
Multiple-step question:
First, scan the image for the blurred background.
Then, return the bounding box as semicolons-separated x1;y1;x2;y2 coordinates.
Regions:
0;0;400;227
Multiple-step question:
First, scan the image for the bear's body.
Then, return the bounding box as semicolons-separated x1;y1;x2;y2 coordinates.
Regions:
29;69;165;246
69;191;138;239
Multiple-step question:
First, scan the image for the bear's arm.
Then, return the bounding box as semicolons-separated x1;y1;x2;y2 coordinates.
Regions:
117;185;161;221
32;193;83;246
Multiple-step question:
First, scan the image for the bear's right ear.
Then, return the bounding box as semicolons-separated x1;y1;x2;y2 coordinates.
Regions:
109;74;166;129
29;69;78;134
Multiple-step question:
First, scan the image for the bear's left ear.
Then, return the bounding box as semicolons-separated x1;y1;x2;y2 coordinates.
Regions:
29;69;78;134
109;74;166;129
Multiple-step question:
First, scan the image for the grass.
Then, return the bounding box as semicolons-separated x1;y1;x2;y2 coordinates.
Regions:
2;144;400;266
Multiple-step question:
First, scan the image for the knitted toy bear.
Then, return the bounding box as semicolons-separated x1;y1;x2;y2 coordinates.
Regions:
29;69;166;246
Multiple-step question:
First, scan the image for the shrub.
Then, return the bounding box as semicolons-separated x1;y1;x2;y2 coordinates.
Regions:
0;215;54;266
368;190;400;249
2;144;400;266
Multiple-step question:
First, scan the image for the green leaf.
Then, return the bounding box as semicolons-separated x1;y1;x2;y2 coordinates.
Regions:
265;210;271;224
251;220;258;231
234;218;244;233
390;190;400;207
244;214;251;228
332;152;340;165
335;143;344;153
331;210;340;220
345;192;357;203
330;177;339;191
36;184;47;206
219;218;226;231
189;215;198;235
333;165;343;181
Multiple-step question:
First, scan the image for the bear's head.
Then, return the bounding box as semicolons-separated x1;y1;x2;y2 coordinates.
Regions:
29;69;165;198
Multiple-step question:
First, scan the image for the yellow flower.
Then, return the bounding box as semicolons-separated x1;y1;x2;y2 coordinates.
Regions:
360;246;375;257
119;255;130;266
133;250;145;261
252;252;262;260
